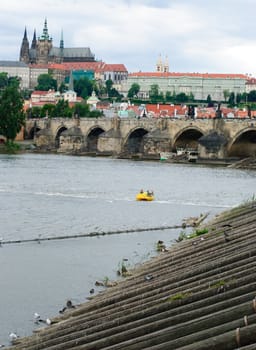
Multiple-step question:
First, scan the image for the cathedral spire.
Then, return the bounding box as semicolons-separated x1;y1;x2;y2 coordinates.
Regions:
19;27;30;63
24;27;28;40
41;18;50;40
68;70;74;91
60;29;64;49
31;29;37;49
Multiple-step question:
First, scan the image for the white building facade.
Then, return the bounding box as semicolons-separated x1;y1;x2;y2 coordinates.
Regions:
0;61;30;89
121;72;248;101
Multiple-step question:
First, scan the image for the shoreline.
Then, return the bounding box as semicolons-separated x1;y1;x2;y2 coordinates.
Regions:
8;200;256;349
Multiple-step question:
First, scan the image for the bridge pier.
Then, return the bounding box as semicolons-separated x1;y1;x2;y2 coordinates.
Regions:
26;117;256;161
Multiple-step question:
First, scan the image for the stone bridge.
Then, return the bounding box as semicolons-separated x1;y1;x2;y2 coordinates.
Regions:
25;116;256;160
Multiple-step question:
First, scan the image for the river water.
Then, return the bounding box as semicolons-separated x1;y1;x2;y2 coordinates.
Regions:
0;153;255;346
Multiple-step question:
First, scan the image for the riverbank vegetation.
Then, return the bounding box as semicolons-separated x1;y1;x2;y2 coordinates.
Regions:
0;74;25;152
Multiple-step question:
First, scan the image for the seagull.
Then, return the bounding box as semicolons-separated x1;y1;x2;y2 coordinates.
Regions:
144;274;153;281
9;332;18;344
59;299;75;313
34;313;51;325
34;312;41;324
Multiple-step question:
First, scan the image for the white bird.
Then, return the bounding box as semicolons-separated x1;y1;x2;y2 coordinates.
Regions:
34;312;41;324
9;332;18;343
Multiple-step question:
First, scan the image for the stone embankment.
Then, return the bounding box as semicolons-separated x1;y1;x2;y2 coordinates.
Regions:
8;200;256;350
228;157;256;170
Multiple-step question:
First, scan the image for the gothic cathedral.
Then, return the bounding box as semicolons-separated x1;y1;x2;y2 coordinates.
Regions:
19;19;95;65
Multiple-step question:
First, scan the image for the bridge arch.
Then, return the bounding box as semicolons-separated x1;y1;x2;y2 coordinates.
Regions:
26;125;41;140
86;126;105;152
228;128;256;158
55;126;68;148
123;127;149;155
172;126;204;151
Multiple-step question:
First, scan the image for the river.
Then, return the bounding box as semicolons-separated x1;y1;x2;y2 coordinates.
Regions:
0;153;255;346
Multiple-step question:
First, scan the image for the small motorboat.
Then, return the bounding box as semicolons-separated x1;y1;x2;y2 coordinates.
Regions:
136;191;154;201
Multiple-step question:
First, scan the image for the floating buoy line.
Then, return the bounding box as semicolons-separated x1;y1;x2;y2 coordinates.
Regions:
0;224;189;245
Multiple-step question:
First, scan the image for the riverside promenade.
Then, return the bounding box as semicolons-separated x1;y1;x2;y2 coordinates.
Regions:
8;200;256;350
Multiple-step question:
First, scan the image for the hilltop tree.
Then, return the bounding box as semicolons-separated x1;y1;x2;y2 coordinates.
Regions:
248;90;256;102
223;89;230;102
74;77;93;99
0;84;25;142
35;74;57;91
175;92;188;103
149;84;160;102
207;94;214;107
127;83;140;98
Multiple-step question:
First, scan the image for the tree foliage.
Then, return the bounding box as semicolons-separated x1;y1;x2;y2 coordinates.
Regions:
206;94;214;107
175;92;189;103
128;83;140;98
149;84;160;102
74;77;93;99
26;100;103;119
0;72;8;89
0;85;25;141
35;74;57;91
248;90;256;102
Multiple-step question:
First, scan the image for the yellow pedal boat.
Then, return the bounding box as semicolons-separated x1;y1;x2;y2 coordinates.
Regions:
136;192;154;201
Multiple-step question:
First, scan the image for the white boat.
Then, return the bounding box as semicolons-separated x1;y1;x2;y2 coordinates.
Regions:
187;150;198;162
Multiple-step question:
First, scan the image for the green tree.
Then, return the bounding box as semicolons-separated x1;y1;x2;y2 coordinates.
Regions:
228;92;235;106
127;83;140;98
176;92;188;103
59;82;67;94
105;79;113;97
223;89;230;102
0;85;25;142
41;104;56;118
0;72;8;89
74;77;93;99
248;90;256;102
165;91;172;102
149;84;160;102
73;102;90;117
206;94;214;107
51;99;72;118
35;74;57;91
236;93;242;105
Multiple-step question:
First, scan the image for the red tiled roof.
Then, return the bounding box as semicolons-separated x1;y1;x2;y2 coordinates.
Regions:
31;61;128;73
129;72;248;79
101;63;127;72
31;90;51;95
246;78;256;84
29;64;49;69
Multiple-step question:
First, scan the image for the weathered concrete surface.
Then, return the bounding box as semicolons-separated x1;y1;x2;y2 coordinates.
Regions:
8;200;256;350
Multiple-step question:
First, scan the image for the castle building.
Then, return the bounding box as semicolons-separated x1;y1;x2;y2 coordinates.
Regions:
19;19;95;65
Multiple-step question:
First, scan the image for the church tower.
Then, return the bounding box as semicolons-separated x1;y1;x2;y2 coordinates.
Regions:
156;54;169;73
156;54;163;72
36;19;53;64
163;55;169;73
19;27;30;63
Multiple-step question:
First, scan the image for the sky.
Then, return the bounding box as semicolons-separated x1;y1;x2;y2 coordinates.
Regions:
0;0;256;76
